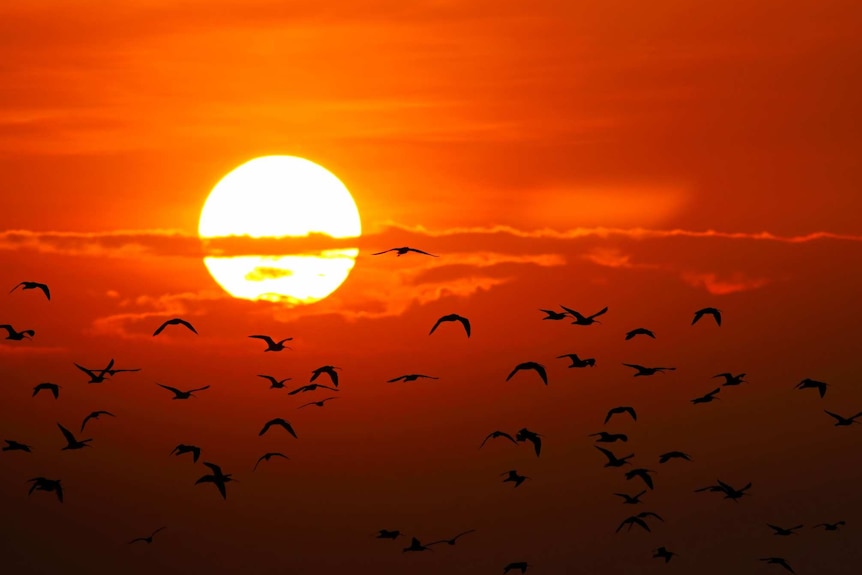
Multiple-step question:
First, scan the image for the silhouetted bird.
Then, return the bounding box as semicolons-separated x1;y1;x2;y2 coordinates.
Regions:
258;418;297;438
616;515;651;533
561;305;608;325
506;362;548;385
57;423;92;450
714;372;746;386
813;521;845;531
658;451;692;464
81;410;115;431
257;374;292;389
480;431;518;448
692;307;721;326
768;524;804;536
310;365;340;387
625;328;655;340
28;477;63;502
614;491;646;504
653;547;677;563
539;309;568;320
605;406;637;424
691;388;721;404
33;382;61;399
795;378;828;398
0;324;34;340
254;452;289;471
501;469;529;488
129;526;166;544
152;317;197;336
759;557;795;573
10;281;50;300
429;313;471;337
623;363;676;376
387;374;439;383
589;431;628;443
299;397;338;409
373;246;438;257
156;383;210;400
248;334;292;351
824;410;862;426
596;446;634;467
288;383;339;395
195;462;234;500
717;480;752;502
170;444;201;463
428;529;476;546
74;359;114;383
376;529;402;539
403;537;434;552
3;440;32;452
515;428;542;457
625;468;655;490
557;353;596;368
503;562;529;574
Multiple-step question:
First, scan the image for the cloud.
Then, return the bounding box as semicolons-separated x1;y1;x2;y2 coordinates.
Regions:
682;272;770;295
89;290;230;338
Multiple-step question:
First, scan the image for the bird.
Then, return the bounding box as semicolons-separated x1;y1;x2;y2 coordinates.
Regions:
717;480;752;502
604;406;637;424
298;397;338;409
714;372;746;386
622;363;676;376
795;378;828;398
429;313;471;338
824;410;862;426
501;469;529;488
625;328;655;340
0;324;35;340
129;526;166;544
589;431;628;443
539;308;568;320
103;365;141;377
653;547;677;563
257;374;292;389
248;334;293;351
253;452;289;471
152;317;197;336
427;529;476;546
595;446;634;467
372;246;438;257
658;451;692;464
692;307;721;326
503;562;530;574
813;521;845;531
560;305;608;325
506;362;548;385
194;462;235;500
768;524;804;536
73;359;115;383
515;428;542;457
310;365;340;387
10;281;50;300
57;423;92;450
625;468;655;490
387;374;439;383
614;491;647;504
615;515;651;533
27;477;63;502
691;388;721;404
480;431;518;448
288;383;339;395
557;353;596;368
402;537;434;552
33;382;61;399
759;557;795;573
3;440;32;452
156;383;210;400
258;418;297;438
80;410;115;432
376;529;402;539
170;444;201;463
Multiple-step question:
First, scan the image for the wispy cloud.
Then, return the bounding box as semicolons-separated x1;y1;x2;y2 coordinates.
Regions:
682;272;770;295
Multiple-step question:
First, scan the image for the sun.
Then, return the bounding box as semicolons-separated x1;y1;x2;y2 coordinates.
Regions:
198;156;361;305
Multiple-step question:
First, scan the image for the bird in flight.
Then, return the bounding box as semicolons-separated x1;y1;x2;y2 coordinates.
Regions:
427;529;476;546
503;562;530;574
0;324;35;340
152;317;198;336
622;363;676;376
258;418;297;438
824;410;862;426
595;446;634;468
429;313;471;338
10;281;50;300
376;529;402;539
589;431;628;443
28;477;63;503
506;362;548;385
561;305;608;325
402;537;435;552
714;372;746;386
73;359;115;384
288;383;339;395
80;410;115;432
614;491;646;505
615;515;651;533
373;246;438;257
625;328;655;340
310;365;340;387
3;440;32;452
691;388;721;404
658;451;692;464
33;382;61;399
480;430;518;448
625;468;655;490
248;334;293;351
156;383;210;400
557;353;596;368
195;462;235;500
387;374;439;383
515;428;542;457
717;479;752;502
795;378;828;398
170;444;201;463
692;307;721;326
257;374;292;389
129;526;166;544
253;452;289;471
604;406;637;424
539;308;568;320
652;546;677;562
501;469;529;488
767;523;804;536
813;521;845;531
57;423;92;450
298;397;338;409
759;557;795;573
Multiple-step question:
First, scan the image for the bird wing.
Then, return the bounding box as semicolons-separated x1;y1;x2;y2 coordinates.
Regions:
624;407;637;420
151;526;166;537
189;385;211;393
215;480;227;499
534;364;548;385
259;421;274;435
37;284;51;300
457;315;471;337
407;248;438;256
80;414;93;431
590;306;609;319
57;423;76;444
824;410;842;421
428;317;445;335
157;383;183;395
257;375;277;385
202;462;223;475
191;447;200;462
505;365;522;381
9;283;24;293
152;321;170;336
249;334;276;346
280;420;298;438
595;446;614;462
529;435;542;456
452;529;476;540
371;249;396;255
559;305;585;321
622;363;644;371
74;363;99;379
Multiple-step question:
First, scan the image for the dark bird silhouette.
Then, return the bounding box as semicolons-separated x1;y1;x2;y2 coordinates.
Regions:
714;372;746;386
73;359;114;383
152;317;197;336
156;383;210;400
692;307;721;326
298;397;338;409
310;365;340;387
506;362;548;385
429;313;471;338
561;305;608;325
376;529;402;539
653;546;677;563
57;423;92;450
194;462;235;500
258;418;297;438
589;431;628;443
387;374;440;383
596;446;634;468
717;480;752;502
824;410;862;426
129;526;166;544
625;328;655;340
402;537;434;552
254;452;289;471
616;515;651;533
3;440;32;452
27;477;63;502
288;383;339;395
103;366;141;377
427;529;476;546
80;410;115;432
768;524;804;536
625;468;655;490
257;374;292;389
480;431;518;448
33;382;61;399
503;562;530;574
10;281;50;300
813;521;845;531
248;334;293;351
539;308;568;320
658;451;692;464
622;363;676;376
614;490;647;504
557;353;596;368
795;378;828;398
691;388;721;404
170;444;201;463
515;428;542;457
373;246;438;257
501;469;529;488
604;406;637;425
759;557;795;573
0;324;35;340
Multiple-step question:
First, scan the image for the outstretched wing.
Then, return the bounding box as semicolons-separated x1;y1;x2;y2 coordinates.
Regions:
249;334;276;346
407;247;438;256
175;318;198;334
560;305;587;322
156;383;183;395
188;385;211;394
590;306;609;319
456;315;471;337
371;248;397;255
152;320;171;336
56;423;76;444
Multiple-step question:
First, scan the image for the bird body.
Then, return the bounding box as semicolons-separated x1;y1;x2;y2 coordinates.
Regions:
429;314;471;337
0;324;35;340
257;374;292;389
795;378;828;398
3;439;32;452
194;462;234;499
515;428;542;457
714;372;746;386
310;365;340;387
156;383;210;400
692;307;722;326
248;334;293;351
152;317;197;336
259;418;297;438
10;281;50;300
170;444;201;462
625;468;655;490
373;246;438;257
57;423;92;450
28;477;63;502
691;388;721;404
501;469;529;487
506;362;548;385
557;353;596;368
33;382;61;399
625;328;655;340
604;406;637;424
589;431;628;443
402;537;434;552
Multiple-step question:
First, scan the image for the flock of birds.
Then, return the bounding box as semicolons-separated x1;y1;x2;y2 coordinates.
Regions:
2;257;858;573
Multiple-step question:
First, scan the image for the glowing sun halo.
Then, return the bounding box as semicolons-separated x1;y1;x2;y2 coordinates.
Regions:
198;156;361;305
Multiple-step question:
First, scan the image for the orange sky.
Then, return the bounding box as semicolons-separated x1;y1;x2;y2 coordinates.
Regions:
2;1;862;574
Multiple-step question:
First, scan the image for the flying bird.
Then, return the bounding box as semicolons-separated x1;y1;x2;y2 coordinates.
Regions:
248;334;293;351
625;328;655;340
195;462;235;500
427;529;476;546
561;305;608;325
515;428;542;457
387;374;440;383
27;477;63;502
625;468;656;490
622;363;676;376
767;524;804;536
253;452;289;471
57;423;92;450
615;515;651;533
717;480;752;502
691;388;721;404
156;383;210;400
376;529;402;539
3;440;32;452
402;537;434;552
257;374;292;389
759;557;795;573
506;362;548;385
429;313;471;338
503;562;530;574
170;444;201;463
692;307;721;326
80;410;115;432
480;431;518;448
501;469;529;488
310;365;340;387
372;246;438;257
73;359;115;383
298;397;338;409
795;378;828;398
824;410;862;426
653;547;677;563
557;353;596;368
152;317;198;336
539;309;568;320
595;446;634;468
0;324;35;340
33;382;61;399
604;406;637;425
658;451;692;464
813;521;845;531
258;418;297;438
714;372;747;386
589;431;628;443
614;491;647;504
288;383;339;395
10;281;50;300
129;526;166;544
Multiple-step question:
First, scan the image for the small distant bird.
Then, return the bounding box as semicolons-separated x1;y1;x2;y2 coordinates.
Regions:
170;444;201;463
33;382;61;399
10;281;50;300
795;378;828;398
539;309;568;320
501;469;529;488
768;524;804;536
561;305;608;325
402;537;435;552
253;452;289;471
480;431;518;448
310;365;340;387
625;328;655;340
506;362;548;385
0;324;35;340
156;383;210;400
74;359;115;383
298;397;338;409
813;521;845;531
3;440;32;452
129;526;166;544
27;477;63;502
248;334;292;351
257;374;292;389
614;490;646;504
288;383;339;395
57;423;92;450
258;418;297;438
759;557;795;573
616;515;651;533
80;410;115;432
691;388;721;404
503;562;530;574
824;410;862;426
589;431;628;443
376;529;402;539
622;363;676;376
427;529;476;546
194;462;235;500
373;247;438;257
557;353;596;368
152;317;197;336
717;480;752;502
604;406;637;425
653;547;677;563
714;372;746;386
658;451;692;464
692;307;721;326
625;468;655;490
387;374;439;383
429;313;471;338
515;428;542;457
595;446;634;468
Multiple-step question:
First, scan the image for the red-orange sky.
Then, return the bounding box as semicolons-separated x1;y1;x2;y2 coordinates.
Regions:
2;1;862;574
